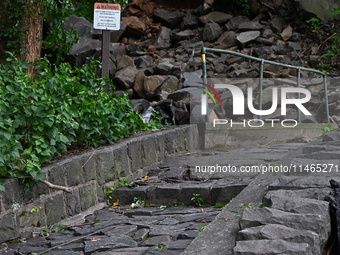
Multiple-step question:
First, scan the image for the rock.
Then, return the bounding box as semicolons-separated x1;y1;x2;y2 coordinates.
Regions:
240;207;330;244
142;235;172;246
323;132;340;141
225;16;250;31
134;55;153;69
111;43;127;58
216;31;237;48
154;26;172;50
199;11;232;24
237;224;320;254
262;28;274;38
295;0;340;22
153;8;184;28
143;75;167;99
64;15;92;38
155;59;180;75
181;14;199;29
117;55;135;71
133;71;147;98
266;188;332;201
203;22;222;42
172;30;195;42
270;17;287;33
264;194;329;217
238;21;263;31
256;37;274;46
132;99;150;114
84;236;137;254
234;239;313;255
252;46;273;58
110;21;126;43
236;31;260;48
157;75;180;100
168;88;201;107
113;66;138;90
121;16;146;37
288;41;302;52
281;25;293;41
68;38;101;67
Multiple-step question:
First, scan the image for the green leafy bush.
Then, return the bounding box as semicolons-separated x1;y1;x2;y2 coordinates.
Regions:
0;54;148;189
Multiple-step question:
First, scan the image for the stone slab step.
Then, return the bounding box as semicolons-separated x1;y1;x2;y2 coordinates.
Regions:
237;224;320;254
233;239;312;255
240;207;330;245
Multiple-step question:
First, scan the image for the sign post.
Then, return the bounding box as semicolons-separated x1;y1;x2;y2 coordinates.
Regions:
93;3;121;79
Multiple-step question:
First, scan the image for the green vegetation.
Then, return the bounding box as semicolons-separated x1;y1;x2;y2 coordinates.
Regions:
306;17;323;31
0;0;128;59
106;178;131;204
319;124;337;140
0;55;154;191
214;203;225;208
196;224;207;233
191;193;204;207
157;244;168;250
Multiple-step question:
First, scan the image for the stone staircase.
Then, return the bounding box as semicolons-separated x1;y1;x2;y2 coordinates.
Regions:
234;176;332;255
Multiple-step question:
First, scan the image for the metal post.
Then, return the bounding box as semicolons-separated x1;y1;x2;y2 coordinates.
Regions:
323;75;330;123
199;47;208;150
258;59;264;119
297;68;301;123
101;30;111;78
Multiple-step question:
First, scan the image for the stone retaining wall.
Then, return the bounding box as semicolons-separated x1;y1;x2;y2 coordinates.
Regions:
0;125;198;243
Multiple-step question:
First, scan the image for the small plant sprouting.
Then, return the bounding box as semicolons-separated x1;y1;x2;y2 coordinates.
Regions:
306;17;323;31
214;203;225;208
320;124;337;140
196;224;207;233
242;203;254;209
191;193;204;207
157;244;168;250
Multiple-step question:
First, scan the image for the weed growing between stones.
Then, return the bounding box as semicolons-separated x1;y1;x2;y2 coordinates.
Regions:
191;193;204;207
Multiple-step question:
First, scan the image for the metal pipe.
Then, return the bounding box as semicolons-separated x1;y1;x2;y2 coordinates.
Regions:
297;68;301;123
258;59;264;119
203;48;326;76
201;47;329;123
323;75;330;123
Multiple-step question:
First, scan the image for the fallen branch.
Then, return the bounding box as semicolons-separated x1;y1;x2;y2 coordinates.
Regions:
41;180;73;193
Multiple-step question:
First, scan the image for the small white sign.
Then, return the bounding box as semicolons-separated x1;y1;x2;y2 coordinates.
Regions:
94;3;121;30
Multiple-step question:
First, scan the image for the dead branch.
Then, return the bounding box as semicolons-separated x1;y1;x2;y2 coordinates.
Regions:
41;180;73;193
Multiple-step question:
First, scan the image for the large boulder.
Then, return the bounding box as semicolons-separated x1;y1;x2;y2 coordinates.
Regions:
295;0;340;22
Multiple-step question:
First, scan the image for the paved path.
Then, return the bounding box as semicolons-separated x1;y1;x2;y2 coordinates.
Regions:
3;134;340;255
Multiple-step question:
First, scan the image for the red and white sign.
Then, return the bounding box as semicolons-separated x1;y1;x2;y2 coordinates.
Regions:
93;3;121;30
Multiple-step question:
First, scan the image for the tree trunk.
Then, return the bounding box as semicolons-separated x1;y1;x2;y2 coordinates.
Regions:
21;0;43;75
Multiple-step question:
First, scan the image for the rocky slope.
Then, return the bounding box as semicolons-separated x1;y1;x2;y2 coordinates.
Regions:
65;0;340;125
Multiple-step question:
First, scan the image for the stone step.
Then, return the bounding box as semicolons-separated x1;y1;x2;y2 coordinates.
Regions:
233;239;313;255
109;178;250;206
237;224;320;254
240;207;330;245
263;193;329;216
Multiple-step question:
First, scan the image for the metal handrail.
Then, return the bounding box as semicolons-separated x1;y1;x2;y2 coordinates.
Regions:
201;47;330;123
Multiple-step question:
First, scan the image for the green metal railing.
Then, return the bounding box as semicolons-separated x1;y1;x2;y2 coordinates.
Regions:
201;47;330;123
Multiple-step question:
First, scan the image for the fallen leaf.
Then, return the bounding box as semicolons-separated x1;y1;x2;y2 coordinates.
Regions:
112;200;120;207
91;238;101;241
141;176;149;181
145;202;152;207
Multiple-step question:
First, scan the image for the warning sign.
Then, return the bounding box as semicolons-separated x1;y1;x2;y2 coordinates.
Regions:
93;3;121;30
